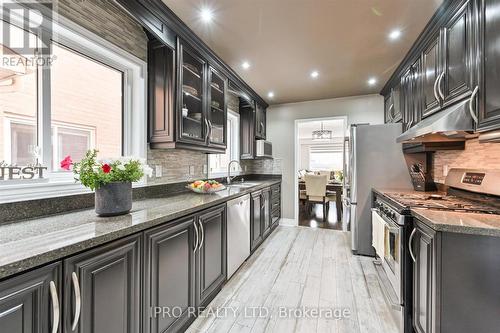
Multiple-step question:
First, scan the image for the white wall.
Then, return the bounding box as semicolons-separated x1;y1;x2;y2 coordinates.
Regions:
267;94;384;221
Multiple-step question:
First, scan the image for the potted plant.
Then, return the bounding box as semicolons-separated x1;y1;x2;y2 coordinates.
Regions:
60;150;153;216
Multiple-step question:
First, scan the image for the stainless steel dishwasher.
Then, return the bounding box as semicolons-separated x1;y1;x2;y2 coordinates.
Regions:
227;194;250;279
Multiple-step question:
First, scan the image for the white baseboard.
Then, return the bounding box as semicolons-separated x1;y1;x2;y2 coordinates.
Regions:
279;218;297;227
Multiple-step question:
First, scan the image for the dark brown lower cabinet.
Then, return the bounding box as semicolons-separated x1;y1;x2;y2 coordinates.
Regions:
143;216;197;333
250;190;263;252
261;188;271;238
270;184;281;229
64;234;141;333
0;262;62;333
412;222;438;333
411;219;500;333
196;204;227;307
250;188;273;252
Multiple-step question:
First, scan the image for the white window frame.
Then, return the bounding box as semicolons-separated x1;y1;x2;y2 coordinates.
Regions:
308;146;343;171
0;3;147;203
208;110;240;178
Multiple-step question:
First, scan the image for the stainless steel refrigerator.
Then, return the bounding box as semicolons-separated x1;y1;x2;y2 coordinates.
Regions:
345;123;412;256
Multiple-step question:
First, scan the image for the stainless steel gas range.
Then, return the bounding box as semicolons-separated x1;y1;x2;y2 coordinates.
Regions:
372;168;500;333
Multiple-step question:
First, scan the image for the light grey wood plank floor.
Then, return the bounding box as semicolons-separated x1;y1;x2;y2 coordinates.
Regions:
187;226;399;333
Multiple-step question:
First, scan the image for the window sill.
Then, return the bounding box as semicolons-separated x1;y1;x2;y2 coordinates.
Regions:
0;178;147;204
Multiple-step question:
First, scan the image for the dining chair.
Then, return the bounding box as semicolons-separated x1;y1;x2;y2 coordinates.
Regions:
304;174;329;221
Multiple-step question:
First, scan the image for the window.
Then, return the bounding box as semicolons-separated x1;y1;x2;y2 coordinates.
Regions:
0;5;146;202
209;111;240;176
309;146;343;171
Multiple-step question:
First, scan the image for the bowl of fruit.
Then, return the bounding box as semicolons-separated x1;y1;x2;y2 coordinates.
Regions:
187;180;226;194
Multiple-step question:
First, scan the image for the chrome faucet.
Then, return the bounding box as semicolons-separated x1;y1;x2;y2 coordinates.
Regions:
227;160;241;185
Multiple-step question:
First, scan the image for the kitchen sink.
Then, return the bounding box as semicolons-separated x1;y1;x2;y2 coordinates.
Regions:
228;182;260;188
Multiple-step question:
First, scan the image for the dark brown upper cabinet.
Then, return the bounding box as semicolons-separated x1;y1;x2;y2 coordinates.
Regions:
207;67;228;149
422;34;441;118
440;0;475;107
415;0;475;119
255;103;267;140
385;83;402;123
477;0;500;131
240;99;256;160
402;58;422;131
148;39;175;148
148;37;227;153
177;40;209;146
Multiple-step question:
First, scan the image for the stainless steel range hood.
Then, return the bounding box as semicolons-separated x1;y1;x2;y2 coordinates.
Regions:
396;99;474;143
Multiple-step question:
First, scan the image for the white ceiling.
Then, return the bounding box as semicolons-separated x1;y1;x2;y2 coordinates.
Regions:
298;119;345;139
162;0;443;105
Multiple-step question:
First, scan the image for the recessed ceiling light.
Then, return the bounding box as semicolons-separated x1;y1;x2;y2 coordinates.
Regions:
268;91;275;98
200;7;214;23
242;61;251;70
310;70;319;79
368;77;377;86
389;29;401;40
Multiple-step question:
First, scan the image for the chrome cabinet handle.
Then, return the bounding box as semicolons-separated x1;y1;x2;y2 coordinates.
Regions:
197;221;204;252
71;272;81;331
204;119;210;141
49;281;60;333
193;221;199;253
433;74;440;103
437;72;445;100
409;228;417;263
469;85;479;124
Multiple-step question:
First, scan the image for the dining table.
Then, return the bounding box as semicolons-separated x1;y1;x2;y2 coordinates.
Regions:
299;179;343;221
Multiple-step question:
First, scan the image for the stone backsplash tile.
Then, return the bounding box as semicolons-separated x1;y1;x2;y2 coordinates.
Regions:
147;148;209;185
241;158;283;175
53;0;148;61
433;138;500;183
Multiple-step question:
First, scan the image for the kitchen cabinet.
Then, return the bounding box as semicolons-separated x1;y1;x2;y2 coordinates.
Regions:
270;184;281;229
440;0;475;108
196;204;227;307
177;40;208;146
255;103;267;140
148;39;175;147
240;99;256;160
250;190;263;251
143;216;197;333
384;83;402;123
411;222;438;333
402;58;422;131
0;263;61;333
261;187;271;238
250;188;273;252
410;218;500;333
63;234;141;333
148;37;228;153
477;0;500;131
421;33;442;118
207;67;228;149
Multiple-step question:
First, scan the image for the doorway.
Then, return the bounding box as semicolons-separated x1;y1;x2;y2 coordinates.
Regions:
294;117;347;229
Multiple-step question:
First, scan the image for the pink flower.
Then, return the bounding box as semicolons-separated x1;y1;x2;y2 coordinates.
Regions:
102;164;111;174
60;156;72;170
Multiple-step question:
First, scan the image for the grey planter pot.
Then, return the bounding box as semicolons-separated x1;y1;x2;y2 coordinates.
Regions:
95;181;132;217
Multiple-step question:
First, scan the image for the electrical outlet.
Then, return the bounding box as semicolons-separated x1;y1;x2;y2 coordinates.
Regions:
244;165;248;172
203;164;207;174
189;165;195;175
155;165;162;178
443;165;449;177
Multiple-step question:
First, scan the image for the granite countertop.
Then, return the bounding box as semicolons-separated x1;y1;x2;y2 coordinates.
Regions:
412;208;500;238
374;188;500;237
0;179;280;280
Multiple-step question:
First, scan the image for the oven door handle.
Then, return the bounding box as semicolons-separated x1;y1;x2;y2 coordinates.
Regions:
409;228;417;263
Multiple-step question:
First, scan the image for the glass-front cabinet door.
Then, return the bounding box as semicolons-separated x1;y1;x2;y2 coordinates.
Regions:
208;68;227;147
178;42;206;144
